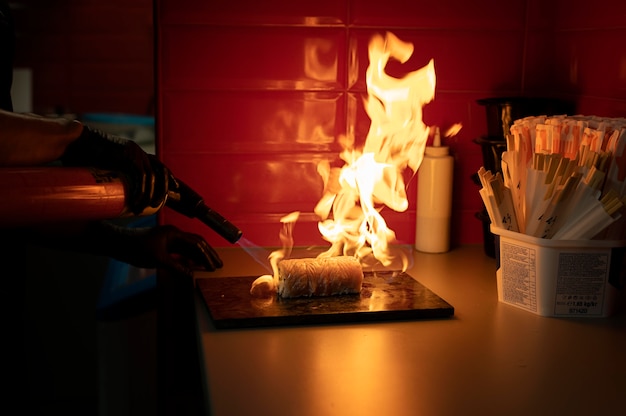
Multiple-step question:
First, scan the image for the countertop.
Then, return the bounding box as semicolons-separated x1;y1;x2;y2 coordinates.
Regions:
188;245;625;416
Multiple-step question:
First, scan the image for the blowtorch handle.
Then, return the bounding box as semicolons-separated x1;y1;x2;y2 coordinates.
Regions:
195;203;243;244
165;174;242;244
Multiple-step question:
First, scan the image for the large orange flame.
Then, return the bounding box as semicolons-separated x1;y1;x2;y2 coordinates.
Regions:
315;31;436;269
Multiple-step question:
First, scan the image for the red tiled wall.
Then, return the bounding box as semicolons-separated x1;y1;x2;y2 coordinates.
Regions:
157;0;625;248
550;0;626;117
12;0;155;115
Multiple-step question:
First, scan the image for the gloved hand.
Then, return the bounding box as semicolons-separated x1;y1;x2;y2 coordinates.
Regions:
61;125;168;215
112;224;223;276
16;220;224;277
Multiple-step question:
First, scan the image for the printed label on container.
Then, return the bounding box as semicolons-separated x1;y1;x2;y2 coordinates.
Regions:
500;242;537;312
553;252;608;316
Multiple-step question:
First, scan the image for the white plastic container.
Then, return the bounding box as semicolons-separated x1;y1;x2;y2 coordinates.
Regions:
491;225;626;317
415;127;454;253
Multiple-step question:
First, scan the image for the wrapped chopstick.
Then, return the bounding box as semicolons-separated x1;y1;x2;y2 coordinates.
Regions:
478;114;626;240
477;167;519;231
551;190;623;240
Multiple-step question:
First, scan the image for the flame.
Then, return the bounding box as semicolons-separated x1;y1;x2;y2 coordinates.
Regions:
268;211;300;279
314;32;436;269
261;31;437;276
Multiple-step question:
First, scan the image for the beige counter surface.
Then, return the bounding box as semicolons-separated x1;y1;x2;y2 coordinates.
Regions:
192;245;626;416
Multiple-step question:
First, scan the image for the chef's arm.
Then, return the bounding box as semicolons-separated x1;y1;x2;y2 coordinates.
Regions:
1;109;168;216
1;109;223;274
0;109;82;166
18;220;223;276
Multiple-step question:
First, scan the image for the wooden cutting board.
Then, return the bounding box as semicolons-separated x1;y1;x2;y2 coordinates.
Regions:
197;271;454;329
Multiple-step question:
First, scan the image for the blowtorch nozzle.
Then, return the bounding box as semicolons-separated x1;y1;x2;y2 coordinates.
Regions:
165;175;242;244
194;203;243;244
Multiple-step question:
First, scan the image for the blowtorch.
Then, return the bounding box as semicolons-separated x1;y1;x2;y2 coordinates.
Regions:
0;167;242;244
166;174;242;244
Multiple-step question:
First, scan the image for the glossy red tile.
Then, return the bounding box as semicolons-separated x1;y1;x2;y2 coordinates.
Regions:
158;0;348;26
552;29;626;101
156;0;626;247
350;0;526;30
72;62;153;89
525;0;557;29
31;62;70;90
69;3;154;35
522;30;557;92
553;0;626;30
452;150;487;209
422;92;488;142
160;91;346;154
348;29;526;93
16;33;70;61
455;210;486;245
160;26;347;91
576;97;626;119
13;1;155;115
163;152;328;214
70;34;153;63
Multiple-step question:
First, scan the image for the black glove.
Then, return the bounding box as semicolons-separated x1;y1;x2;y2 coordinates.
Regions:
110;224;223;276
61;125;168;215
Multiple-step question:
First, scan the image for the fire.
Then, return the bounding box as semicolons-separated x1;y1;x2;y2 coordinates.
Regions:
268;211;300;275
314;31;436;269
260;31;437;278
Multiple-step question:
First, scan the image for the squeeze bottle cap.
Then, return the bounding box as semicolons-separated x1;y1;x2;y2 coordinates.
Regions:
425;126;449;157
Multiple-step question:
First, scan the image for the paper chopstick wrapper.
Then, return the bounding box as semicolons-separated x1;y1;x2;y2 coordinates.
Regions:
478;114;626;241
551;190;622;240
477;167;519;232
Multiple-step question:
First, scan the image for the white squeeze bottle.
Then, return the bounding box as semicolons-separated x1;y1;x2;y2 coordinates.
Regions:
415;126;454;253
